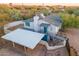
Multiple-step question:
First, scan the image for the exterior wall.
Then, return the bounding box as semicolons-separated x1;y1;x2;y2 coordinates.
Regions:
24;20;34;30
40;26;44;33
47;25;60;35
39;40;66;50
4;21;24;34
38;20;49;33
24;20;30;28
24;20;60;36
30;22;34;29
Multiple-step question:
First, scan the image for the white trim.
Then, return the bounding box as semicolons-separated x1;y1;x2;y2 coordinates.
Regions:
39;39;66;50
4;21;24;34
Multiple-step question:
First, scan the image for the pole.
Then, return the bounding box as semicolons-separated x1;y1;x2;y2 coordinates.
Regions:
12;42;15;47
24;46;27;55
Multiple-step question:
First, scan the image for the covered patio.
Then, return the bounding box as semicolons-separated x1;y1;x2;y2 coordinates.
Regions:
1;28;45;55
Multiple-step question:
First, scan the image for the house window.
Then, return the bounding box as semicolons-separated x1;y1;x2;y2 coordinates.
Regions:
24;20;30;26
25;22;30;26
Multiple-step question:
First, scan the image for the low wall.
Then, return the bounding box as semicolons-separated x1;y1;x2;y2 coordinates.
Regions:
39;40;66;50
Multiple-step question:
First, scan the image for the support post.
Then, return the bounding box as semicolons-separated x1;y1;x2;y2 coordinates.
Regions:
2;39;6;44
24;46;27;55
12;42;15;47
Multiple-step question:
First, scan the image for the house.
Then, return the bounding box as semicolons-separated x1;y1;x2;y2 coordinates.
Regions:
23;13;62;41
4;13;62;41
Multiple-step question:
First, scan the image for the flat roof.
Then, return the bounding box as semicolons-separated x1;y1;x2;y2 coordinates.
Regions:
2;28;45;49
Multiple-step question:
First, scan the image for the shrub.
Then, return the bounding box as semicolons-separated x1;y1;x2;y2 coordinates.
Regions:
73;10;79;16
59;13;79;29
0;5;21;21
0;13;13;22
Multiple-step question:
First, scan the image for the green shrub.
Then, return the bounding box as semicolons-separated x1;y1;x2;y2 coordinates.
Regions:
59;13;79;29
74;10;79;16
0;5;21;21
0;13;13;22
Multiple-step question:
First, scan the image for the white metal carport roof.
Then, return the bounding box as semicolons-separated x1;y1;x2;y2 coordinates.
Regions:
2;28;45;49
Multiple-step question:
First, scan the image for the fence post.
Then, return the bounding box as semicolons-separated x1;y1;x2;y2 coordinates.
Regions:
66;38;70;56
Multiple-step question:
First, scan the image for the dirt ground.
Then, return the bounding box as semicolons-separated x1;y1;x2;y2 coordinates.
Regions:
0;48;25;56
0;37;69;56
0;43;68;56
64;28;79;55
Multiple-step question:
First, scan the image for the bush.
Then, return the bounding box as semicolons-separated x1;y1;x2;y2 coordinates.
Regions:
0;4;21;21
73;10;79;16
0;13;13;22
8;8;21;20
59;13;79;29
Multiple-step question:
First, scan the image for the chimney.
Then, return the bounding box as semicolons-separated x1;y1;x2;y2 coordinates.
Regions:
33;15;39;31
40;13;45;18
